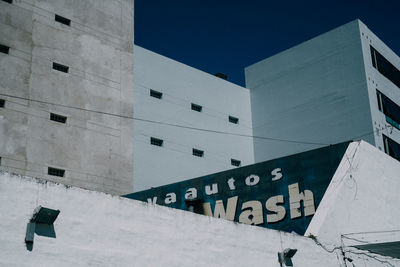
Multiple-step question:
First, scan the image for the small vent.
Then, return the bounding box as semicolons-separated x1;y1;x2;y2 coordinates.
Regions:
53;62;69;73
150;137;163;147
48;167;65;177
191;103;202;112
192;148;204;157
0;99;5;108
231;159;241;167
0;44;10;54
229;116;239;124
1;0;13;4
214;73;228;80
50;113;67;123
150;89;162;99
55;14;71;26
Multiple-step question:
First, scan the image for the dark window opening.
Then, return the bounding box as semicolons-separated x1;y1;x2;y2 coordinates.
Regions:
50;113;67;123
383;135;400;162
48;167;65;177
214;73;228;80
370;46;400;88
229;116;239;124
55;14;71;26
52;62;69;73
150;89;162;99
191;103;202;112
0;99;5;108
1;0;13;4
231;159;241;167
377;90;400;130
150;137;163;147
192;148;204;157
0;44;10;54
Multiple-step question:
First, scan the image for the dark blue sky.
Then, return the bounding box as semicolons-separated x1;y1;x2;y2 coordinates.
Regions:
135;0;400;87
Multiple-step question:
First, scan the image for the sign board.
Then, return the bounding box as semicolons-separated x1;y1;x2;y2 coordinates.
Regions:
124;142;350;234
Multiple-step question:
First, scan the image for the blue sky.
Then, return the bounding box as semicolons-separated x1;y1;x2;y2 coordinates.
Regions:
135;0;400;86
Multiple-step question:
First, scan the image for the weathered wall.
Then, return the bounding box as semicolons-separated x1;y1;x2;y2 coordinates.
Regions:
306;141;400;266
0;0;134;194
245;20;373;163
133;46;254;191
0;171;340;267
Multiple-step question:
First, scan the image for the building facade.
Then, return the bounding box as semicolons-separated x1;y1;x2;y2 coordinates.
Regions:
0;0;134;195
133;46;254;191
246;19;400;163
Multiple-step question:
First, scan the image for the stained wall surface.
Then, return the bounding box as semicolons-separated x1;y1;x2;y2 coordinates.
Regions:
0;0;134;194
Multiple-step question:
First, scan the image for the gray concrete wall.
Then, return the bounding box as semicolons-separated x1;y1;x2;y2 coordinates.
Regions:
245;20;373;162
0;0;134;195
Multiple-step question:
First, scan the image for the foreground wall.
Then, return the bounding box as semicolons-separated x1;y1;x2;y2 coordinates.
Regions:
0;171;339;267
307;141;400;266
0;0;134;195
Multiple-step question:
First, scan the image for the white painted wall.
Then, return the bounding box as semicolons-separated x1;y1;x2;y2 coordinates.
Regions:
133;46;254;191
0;171;341;267
245;20;373;163
306;141;400;266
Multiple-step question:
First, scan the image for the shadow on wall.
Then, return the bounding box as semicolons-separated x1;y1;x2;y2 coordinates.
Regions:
25;206;60;251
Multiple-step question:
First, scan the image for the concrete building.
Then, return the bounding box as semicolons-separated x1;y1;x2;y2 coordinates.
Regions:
246;19;400;163
0;0;134;195
133;46;254;191
1;141;399;266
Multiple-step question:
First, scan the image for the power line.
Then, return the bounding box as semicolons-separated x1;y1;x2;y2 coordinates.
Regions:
0;92;331;145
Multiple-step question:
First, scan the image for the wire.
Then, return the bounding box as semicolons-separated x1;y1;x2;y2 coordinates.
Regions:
0;92;332;146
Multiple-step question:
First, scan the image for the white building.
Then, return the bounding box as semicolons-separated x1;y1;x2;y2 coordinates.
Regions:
246;19;400;163
133;46;254;191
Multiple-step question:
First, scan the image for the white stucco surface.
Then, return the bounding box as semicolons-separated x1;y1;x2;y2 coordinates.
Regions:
0;171;339;267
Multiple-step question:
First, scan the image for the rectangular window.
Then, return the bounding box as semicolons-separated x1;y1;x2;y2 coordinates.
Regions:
52;62;69;73
55;14;71;26
229;115;239;124
150;137;163;147
383;135;400;161
377;90;400;130
370;46;400;88
48;167;65;177
0;44;10;54
231;159;241;167
150;89;162;99
191;103;202;112
50;113;67;124
1;0;13;4
0;99;5;108
192;148;204;157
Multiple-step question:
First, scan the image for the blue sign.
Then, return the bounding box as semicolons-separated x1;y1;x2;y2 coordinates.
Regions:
124;142;350;234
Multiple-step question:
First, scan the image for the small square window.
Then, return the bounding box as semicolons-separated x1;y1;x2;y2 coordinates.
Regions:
0;44;10;54
191;103;202;112
192;148;204;157
55;14;71;26
48;167;65;177
1;0;12;4
229;116;239;124
231;159;241;167
53;62;69;73
50;113;67;123
0;99;5;108
150;89;163;99
150;137;163;147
